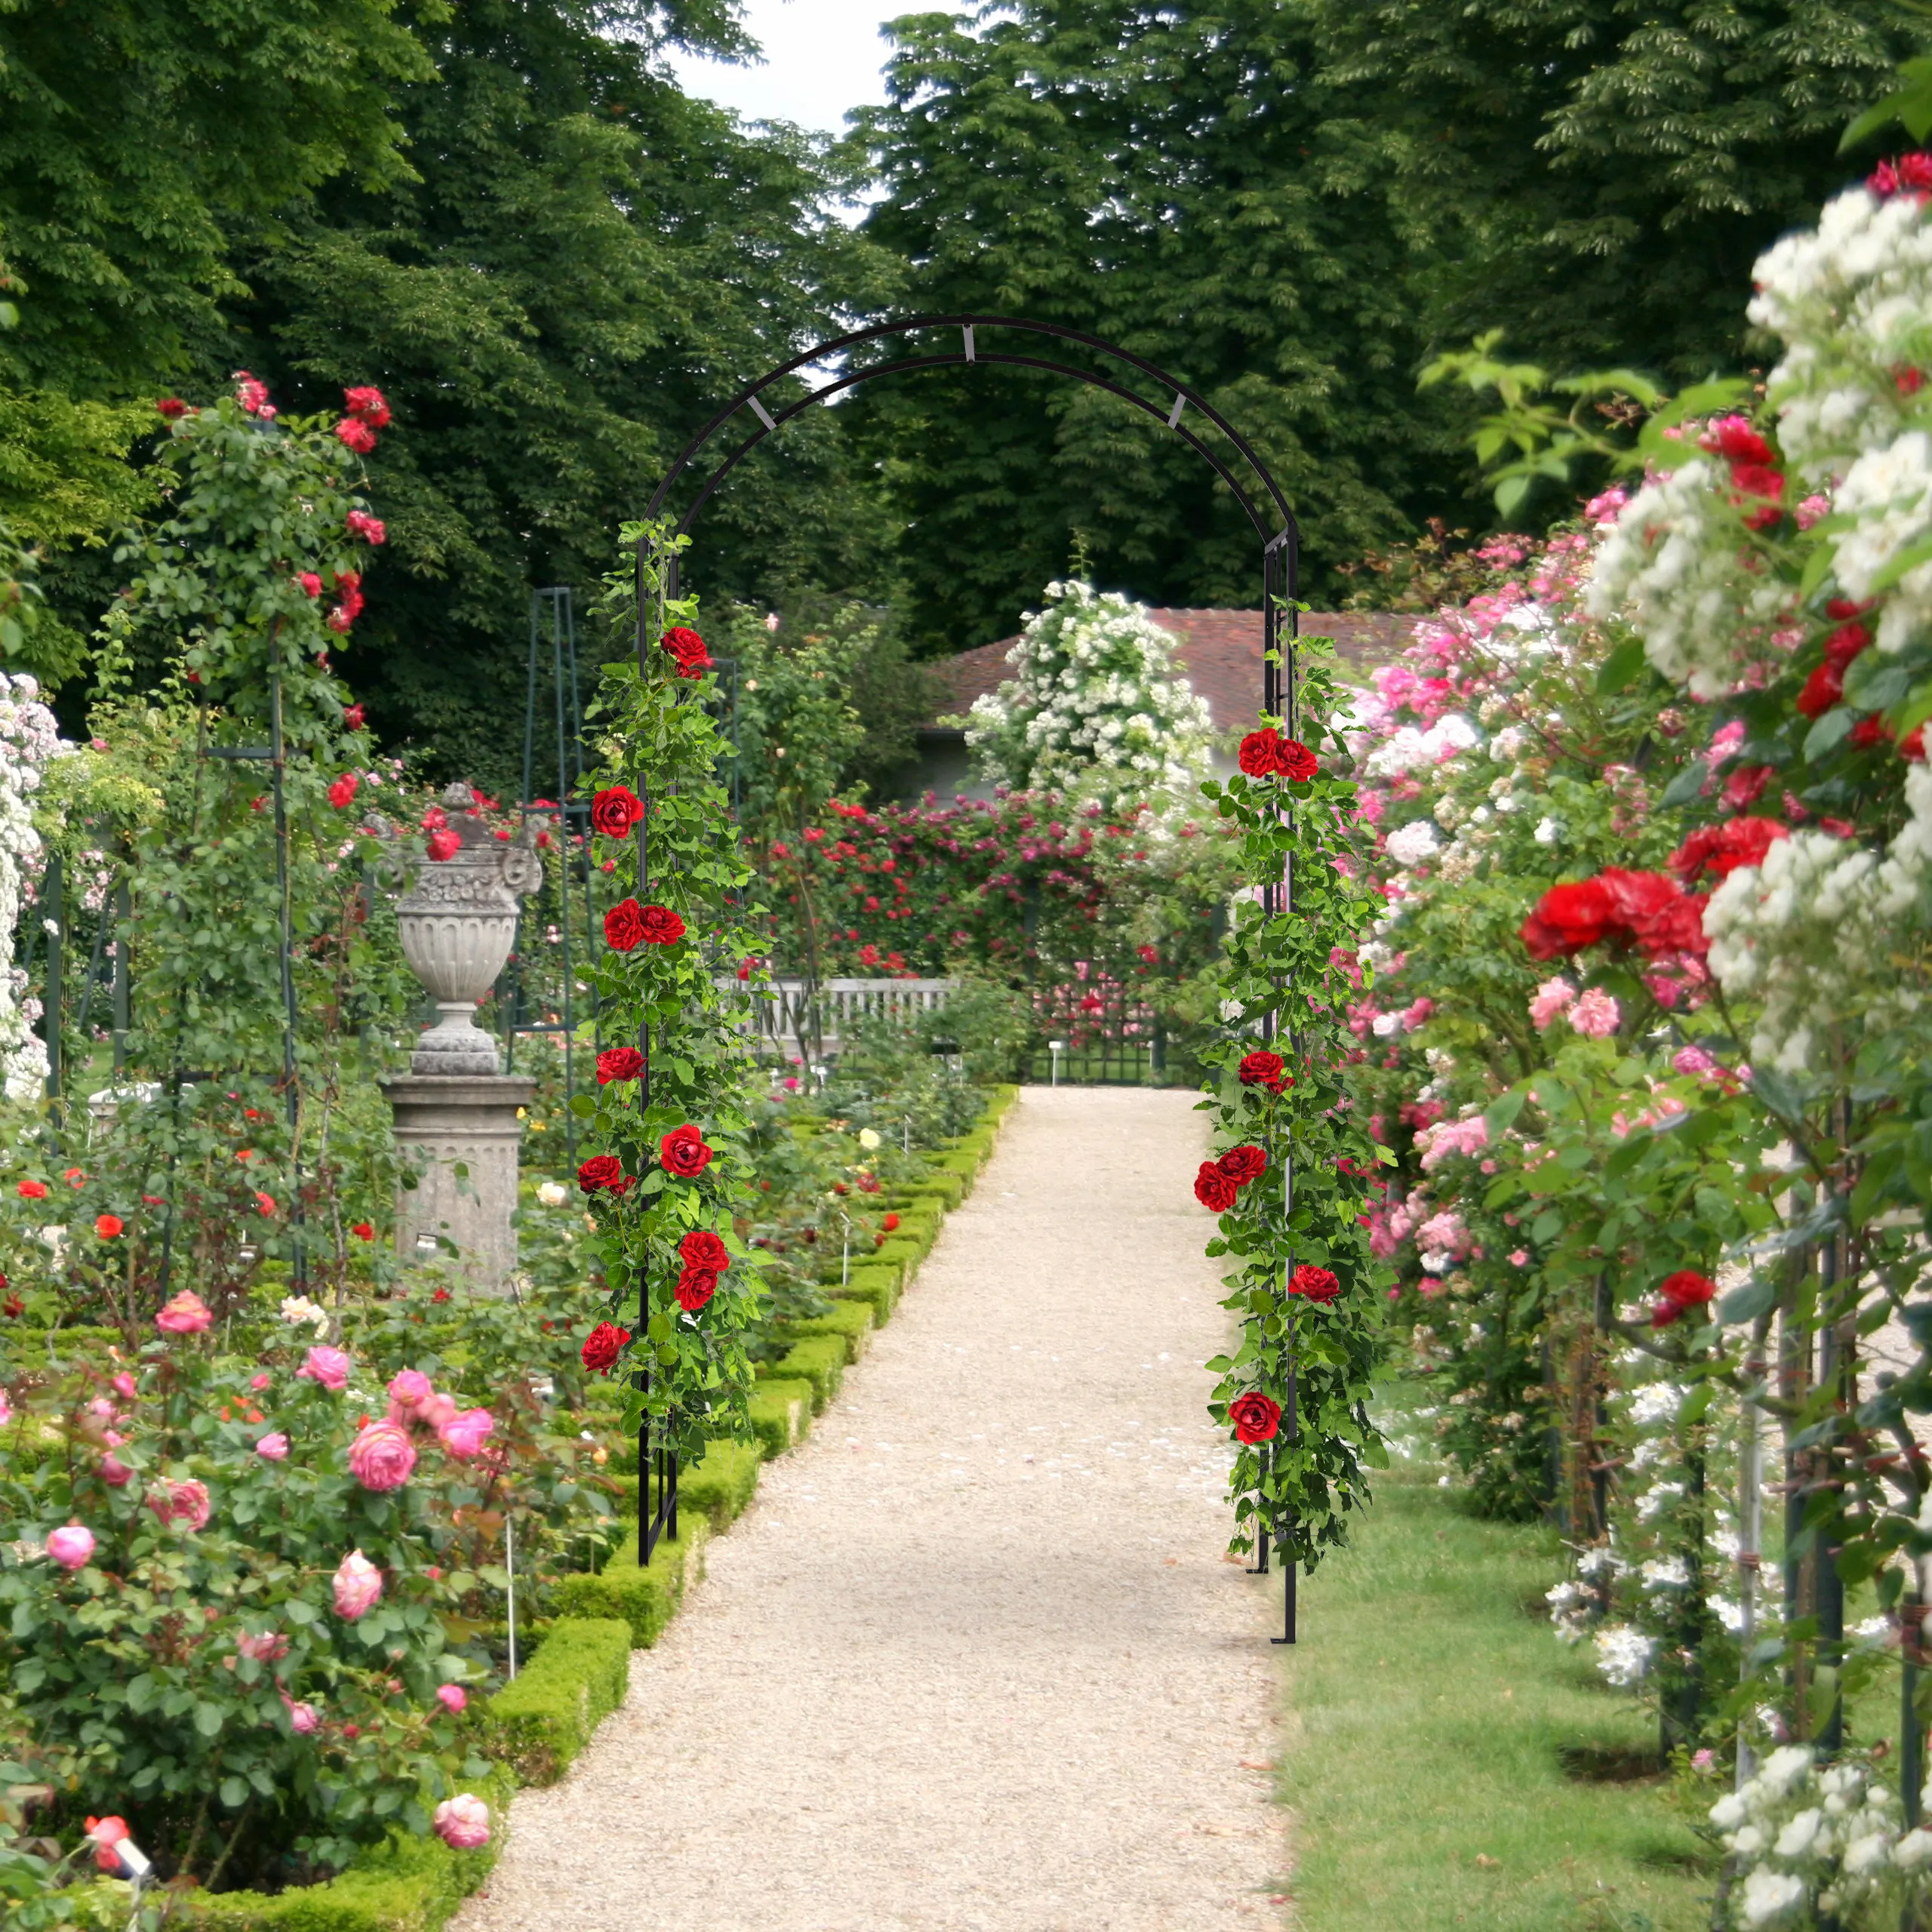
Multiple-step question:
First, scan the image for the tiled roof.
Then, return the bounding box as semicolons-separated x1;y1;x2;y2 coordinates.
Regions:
924;608;1416;734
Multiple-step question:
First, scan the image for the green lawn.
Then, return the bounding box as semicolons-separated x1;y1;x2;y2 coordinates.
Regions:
1275;1463;1717;1931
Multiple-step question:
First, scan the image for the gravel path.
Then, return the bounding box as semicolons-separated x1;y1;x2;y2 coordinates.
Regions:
457;1085;1286;1932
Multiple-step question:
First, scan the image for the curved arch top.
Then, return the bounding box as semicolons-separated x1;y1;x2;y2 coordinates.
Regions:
644;314;1299;559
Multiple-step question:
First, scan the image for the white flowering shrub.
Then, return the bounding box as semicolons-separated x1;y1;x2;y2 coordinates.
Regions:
1710;1747;1930;1929
0;672;63;1101
964;580;1214;801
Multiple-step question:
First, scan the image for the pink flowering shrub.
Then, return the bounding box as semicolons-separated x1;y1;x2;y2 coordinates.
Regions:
0;1311;603;1890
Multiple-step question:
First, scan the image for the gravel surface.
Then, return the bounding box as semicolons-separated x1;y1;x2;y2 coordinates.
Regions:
457;1085;1286;1932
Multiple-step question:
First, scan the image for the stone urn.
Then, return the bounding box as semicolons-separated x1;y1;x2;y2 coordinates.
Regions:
382;784;543;1291
396;783;544;1075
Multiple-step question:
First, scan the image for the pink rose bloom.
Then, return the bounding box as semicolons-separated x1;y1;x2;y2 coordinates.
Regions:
1569;988;1622;1038
1509;1249;1530;1267
238;1629;289;1662
348;1420;417;1492
436;1684;468;1715
433;1794;491;1850
437;1408;494;1460
1673;1045;1716;1077
0;1389;9;1426
388;1369;433;1409
155;1291;214;1334
1795;493;1831;531
420;1391;457;1431
1401;997;1435;1029
1527;978;1575;1031
150;1478;211;1532
297;1346;351;1392
112;1373;137;1400
333;1549;383;1620
256;1431;289;1460
48;1524;95;1570
281;1693;321;1734
251;1373;272;1392
101;1454;133;1487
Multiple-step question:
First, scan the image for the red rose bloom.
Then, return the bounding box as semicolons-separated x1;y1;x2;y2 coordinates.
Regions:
1238;1050;1289;1094
675;1267;718;1312
1851;715;1893;749
591;786;644;838
335;417;378;454
679;1229;731;1272
1275;738;1318;783
328;773;358;810
426;829;460;862
1216;1144;1268;1187
343;703;367;731
95;1214;124;1238
577;1155;626;1195
1238;728;1284;777
1651;1269;1717;1327
605;900;647;951
343;385;391;429
346;510;386;546
156;398;189;420
580;1321;631;1375
350;1221;374;1240
596;1047;645;1084
1723;763;1774;811
1193;1161;1239;1212
660;627;712;679
1670;817;1787;884
1520;878;1616;958
1227;1392;1283;1444
1796;663;1844;719
660;1124;713;1178
637;903;686;945
1289;1263;1341;1304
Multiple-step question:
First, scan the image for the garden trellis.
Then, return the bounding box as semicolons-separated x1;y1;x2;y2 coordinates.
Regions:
625;314;1382;1641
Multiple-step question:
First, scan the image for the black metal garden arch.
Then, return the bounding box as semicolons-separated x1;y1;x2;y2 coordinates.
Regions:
635;315;1309;1641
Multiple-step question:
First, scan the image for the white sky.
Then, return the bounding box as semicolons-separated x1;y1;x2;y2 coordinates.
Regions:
668;0;914;135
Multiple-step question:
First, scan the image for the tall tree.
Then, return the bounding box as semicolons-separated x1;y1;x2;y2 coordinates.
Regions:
844;0;1453;654
1308;0;1926;384
231;0;898;786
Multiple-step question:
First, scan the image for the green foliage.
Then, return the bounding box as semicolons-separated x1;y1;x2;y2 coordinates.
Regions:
1312;0;1924;385
485;1617;629;1786
0;0;430;397
233;5;897;789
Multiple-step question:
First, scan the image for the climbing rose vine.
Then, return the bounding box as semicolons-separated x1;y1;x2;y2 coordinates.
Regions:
574;521;764;1478
1201;634;1387;1570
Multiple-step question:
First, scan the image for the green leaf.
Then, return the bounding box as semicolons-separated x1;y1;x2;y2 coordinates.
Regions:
220;1776;248;1810
1595;635;1647;695
1530;1208;1563;1244
1718;1275;1780;1326
194;1702;224;1738
1803;706;1856;762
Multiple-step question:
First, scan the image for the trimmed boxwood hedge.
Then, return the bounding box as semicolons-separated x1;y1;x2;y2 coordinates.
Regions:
488;1618;631;1786
784;1298;874;1364
552;1521;709;1647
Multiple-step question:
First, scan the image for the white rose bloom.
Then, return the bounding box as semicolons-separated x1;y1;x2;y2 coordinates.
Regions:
1774;1807;1823;1858
537;1180;568;1208
1383;820;1441;867
1739;1869;1806;1927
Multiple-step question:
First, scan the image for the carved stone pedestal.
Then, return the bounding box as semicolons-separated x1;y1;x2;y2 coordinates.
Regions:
381;1075;537;1294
